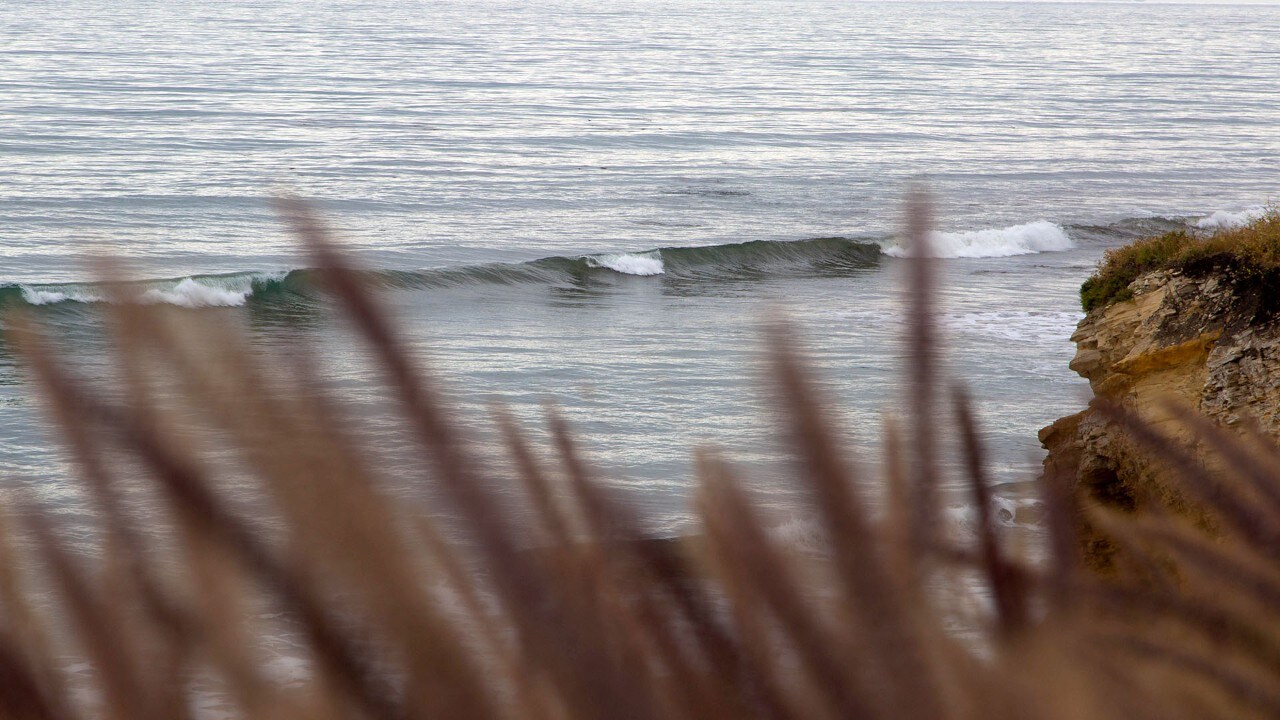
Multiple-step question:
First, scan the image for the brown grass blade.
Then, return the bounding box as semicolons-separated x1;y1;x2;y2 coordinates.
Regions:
1096;399;1280;554
296;199;687;720
953;385;1027;638
1160;401;1280;523
0;507;69;717
23;509;156;720
904;185;941;564
697;451;875;720
765;320;948;720
0;633;66;720
544;407;761;720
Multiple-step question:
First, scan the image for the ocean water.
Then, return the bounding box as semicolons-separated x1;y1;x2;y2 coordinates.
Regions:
2;0;1279;541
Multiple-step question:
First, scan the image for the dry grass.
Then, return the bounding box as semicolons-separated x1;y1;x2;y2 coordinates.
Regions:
1080;209;1280;311
0;196;1278;718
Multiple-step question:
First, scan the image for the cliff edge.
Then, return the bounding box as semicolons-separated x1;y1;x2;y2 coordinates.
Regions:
1041;212;1280;569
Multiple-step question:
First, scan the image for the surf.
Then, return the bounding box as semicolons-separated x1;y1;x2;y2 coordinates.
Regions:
0;209;1252;312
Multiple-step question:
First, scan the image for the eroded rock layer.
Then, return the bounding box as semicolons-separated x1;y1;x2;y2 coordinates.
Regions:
1041;265;1280;569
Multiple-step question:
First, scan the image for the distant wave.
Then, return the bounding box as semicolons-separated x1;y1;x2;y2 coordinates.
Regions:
1;272;293;310
882;220;1075;259
1194;205;1268;230
4;213;1215;311
0;236;889;311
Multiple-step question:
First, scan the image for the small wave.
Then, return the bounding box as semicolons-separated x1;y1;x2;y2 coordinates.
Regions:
586;252;665;276
0;218;1093;312
19;287;94;306
3;271;290;310
660;236;881;279
1194;205;1268;230
883;221;1075;259
0;238;882;313
136;278;256;308
1065;216;1190;244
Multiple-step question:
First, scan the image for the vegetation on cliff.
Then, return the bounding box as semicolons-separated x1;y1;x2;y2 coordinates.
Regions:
1080;209;1280;311
1049;206;1280;576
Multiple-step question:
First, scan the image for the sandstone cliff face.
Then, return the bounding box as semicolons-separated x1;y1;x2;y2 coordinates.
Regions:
1040;265;1280;567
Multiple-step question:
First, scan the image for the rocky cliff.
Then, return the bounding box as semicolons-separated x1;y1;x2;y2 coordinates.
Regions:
1040;262;1280;568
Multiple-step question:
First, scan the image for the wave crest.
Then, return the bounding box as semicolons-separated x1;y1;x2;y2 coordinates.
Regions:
136;278;257;308
6;272;288;309
883;220;1074;259
1195;206;1268;231
0;219;1086;312
586;252;665;276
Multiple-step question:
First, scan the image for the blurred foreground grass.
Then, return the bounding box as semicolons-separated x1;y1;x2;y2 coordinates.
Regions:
1;197;1279;719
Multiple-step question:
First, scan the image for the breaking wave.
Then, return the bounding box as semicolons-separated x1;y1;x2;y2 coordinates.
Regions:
1194;205;1269;230
0;236;887;311
0;215;1118;312
882;220;1075;259
585;252;665;276
1;272;293;310
17;210;1269;314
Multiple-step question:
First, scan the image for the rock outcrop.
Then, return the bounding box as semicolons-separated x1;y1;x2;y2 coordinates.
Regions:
1040;264;1280;568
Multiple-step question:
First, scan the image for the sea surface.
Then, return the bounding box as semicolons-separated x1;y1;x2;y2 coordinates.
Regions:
2;0;1279;546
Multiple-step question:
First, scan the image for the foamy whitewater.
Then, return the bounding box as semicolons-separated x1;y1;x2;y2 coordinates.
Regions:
1195;205;1271;231
883;221;1075;259
14;273;281;308
587;252;667;276
1;0;1278;554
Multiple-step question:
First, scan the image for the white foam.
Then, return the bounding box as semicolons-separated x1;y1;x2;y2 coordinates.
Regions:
16;273;281;309
588;252;665;276
136;278;250;308
19;287;94;305
945;311;1085;345
767;515;830;553
884;220;1074;259
1195;205;1267;230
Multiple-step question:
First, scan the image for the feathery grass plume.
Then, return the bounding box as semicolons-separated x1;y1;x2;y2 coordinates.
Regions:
3;195;1280;719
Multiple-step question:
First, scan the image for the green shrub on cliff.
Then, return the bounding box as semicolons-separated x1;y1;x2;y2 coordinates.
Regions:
1081;209;1280;312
